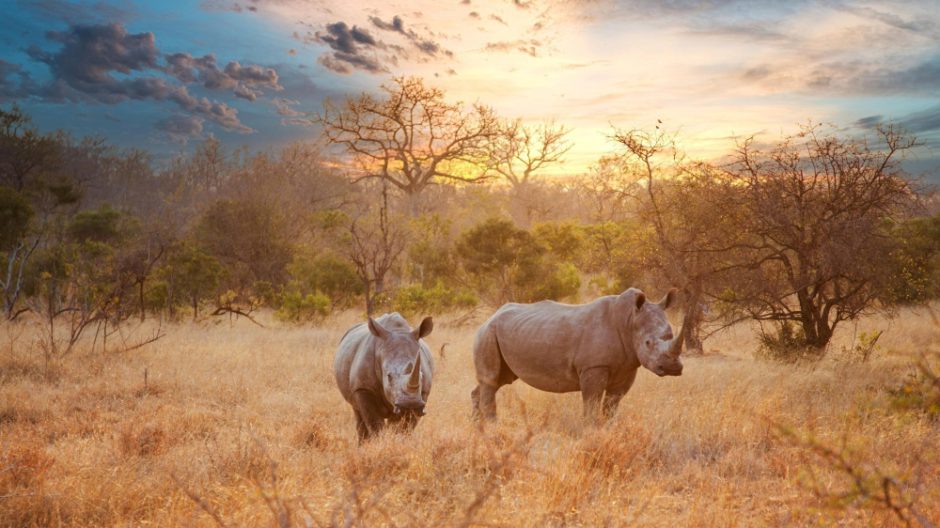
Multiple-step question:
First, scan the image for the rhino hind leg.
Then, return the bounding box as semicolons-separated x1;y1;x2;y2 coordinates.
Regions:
472;327;517;421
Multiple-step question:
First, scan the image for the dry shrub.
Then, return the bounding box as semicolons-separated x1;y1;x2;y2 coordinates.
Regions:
0;441;54;490
118;421;171;457
576;422;652;477
290;413;342;451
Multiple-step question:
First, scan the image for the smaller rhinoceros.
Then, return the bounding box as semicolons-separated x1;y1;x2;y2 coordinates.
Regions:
334;312;434;442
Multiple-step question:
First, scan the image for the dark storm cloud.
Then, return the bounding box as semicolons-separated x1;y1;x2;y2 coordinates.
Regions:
17;23;273;133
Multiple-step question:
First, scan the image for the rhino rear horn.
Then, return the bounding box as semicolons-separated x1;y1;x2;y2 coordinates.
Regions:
408;352;421;390
660;288;678;309
368;317;389;339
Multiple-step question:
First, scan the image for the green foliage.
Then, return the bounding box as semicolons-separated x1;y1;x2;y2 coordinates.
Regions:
0;186;33;251
196;199;292;289
285;252;362;309
884;214;940;303
158;243;223;316
456;218;579;304
391;281;478;317
407;214;457;286
0;186;32;250
68;204;128;244
275;290;330;322
532;221;585;263
756;322;824;363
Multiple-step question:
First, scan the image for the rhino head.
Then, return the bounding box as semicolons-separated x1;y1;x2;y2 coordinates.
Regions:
629;288;686;377
368;316;434;416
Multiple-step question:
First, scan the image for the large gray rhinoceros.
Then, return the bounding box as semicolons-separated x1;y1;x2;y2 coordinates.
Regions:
471;288;687;421
335;312;434;441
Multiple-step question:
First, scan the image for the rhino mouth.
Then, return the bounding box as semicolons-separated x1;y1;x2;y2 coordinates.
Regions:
655;364;683;377
393;402;426;416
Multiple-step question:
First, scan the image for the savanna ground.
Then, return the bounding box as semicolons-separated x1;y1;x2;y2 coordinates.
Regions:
1;306;938;527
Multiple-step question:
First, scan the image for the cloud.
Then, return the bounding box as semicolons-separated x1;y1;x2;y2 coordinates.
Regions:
854;115;882;129
0;60;34;102
900;104;940;134
805;56;940;96
155;114;205;143
484;39;541;57
315;21;386;73
368;15;453;58
165;53;282;101
19;23;261;133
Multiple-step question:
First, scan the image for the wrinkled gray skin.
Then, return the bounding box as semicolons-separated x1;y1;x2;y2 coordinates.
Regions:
471;288;686;421
335;312;434;442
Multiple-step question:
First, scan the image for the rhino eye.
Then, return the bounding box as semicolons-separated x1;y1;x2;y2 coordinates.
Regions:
387;373;393;383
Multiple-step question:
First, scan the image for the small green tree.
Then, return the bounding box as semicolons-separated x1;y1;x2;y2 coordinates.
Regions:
283;251;362;310
0;186;34;319
160;244;223;320
456;218;579;304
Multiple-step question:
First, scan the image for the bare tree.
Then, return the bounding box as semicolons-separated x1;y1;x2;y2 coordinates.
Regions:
323;181;409;314
612;127;750;353
728;124;918;349
489;119;571;188
318;76;499;215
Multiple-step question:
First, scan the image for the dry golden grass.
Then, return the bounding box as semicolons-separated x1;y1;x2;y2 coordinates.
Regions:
0;307;938;527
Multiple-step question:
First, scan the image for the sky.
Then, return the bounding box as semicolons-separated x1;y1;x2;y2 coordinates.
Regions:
1;0;939;180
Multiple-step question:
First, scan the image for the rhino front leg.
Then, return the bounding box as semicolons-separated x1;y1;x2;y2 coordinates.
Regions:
603;369;637;419
579;367;610;423
352;390;386;442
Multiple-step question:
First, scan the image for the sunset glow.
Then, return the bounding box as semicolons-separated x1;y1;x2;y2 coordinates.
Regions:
2;0;938;178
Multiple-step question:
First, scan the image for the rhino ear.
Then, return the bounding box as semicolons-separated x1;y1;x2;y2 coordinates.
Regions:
661;288;678;309
414;316;433;339
635;292;646;311
368;317;389;339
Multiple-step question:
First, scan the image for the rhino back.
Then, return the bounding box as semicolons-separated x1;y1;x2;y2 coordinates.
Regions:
489;297;629;392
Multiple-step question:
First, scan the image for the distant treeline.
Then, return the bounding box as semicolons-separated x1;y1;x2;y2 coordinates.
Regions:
2;77;939;358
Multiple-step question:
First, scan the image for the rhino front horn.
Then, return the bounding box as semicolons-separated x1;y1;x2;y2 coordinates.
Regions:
408;353;421;390
669;319;688;358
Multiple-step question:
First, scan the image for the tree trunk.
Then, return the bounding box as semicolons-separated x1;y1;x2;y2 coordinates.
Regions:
139;280;146;322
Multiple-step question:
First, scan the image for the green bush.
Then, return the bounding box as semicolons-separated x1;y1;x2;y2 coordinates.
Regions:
755;322;823;363
285;252;362;309
275;290;330;322
391;281;478;316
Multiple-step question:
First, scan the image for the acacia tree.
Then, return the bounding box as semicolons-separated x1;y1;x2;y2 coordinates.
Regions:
728;124;918;349
318;76;499;215
489;119;571;188
611;128;750;353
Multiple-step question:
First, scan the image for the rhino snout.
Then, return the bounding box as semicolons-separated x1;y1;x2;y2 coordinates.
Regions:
393;400;426;416
655;362;683;377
